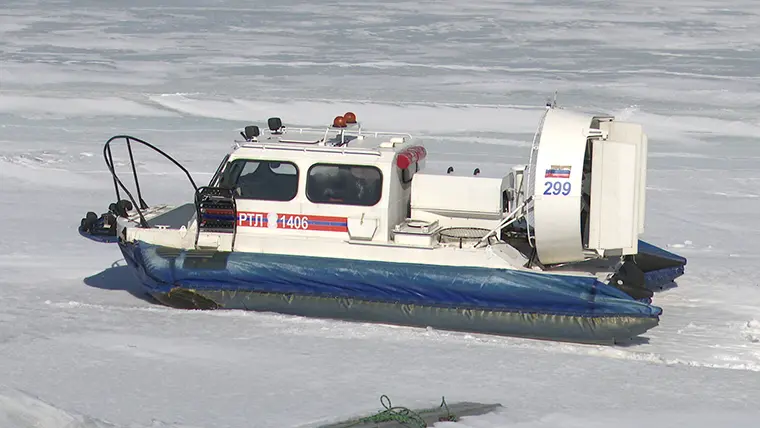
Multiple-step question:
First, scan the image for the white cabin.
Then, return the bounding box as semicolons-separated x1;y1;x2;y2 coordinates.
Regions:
196;112;509;250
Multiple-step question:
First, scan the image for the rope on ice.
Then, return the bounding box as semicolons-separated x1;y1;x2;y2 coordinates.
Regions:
345;394;458;427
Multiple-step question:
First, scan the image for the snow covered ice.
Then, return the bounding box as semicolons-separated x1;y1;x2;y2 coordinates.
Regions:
2;0;760;427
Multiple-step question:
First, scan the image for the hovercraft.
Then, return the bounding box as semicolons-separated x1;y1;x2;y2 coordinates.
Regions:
80;104;686;344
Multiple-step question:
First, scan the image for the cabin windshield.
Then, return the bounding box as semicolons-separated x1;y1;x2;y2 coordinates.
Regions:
209;154;230;186
306;163;382;206
220;159;299;201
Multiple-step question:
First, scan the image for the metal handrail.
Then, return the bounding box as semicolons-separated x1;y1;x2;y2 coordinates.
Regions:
103;135;198;228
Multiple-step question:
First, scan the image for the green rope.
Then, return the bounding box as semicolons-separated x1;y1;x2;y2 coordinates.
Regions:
344;395;458;427
356;395;427;427
437;396;457;423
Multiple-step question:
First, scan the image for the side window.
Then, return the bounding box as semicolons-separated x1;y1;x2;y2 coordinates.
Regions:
221;159;299;201
306;164;382;206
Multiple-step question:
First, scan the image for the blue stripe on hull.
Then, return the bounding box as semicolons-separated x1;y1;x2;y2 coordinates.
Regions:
307;221;348;227
120;241;661;320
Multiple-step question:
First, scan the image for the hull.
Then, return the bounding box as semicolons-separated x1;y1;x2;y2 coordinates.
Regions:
119;240;661;344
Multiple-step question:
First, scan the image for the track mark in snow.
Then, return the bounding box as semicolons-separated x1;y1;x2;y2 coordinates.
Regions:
0;150;108;174
663;240;720;255
0;387;198;428
147;94;545;133
0;95;180;119
740;320;760;343
55;332;253;365
648;151;713;159
0;152;107;189
668;240;694;249
0;152;65;167
0;149;210;186
44;300;167;314
712;191;760;199
0;150;137;169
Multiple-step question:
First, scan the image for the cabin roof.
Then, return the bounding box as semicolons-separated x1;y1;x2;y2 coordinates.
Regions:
228;116;421;165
